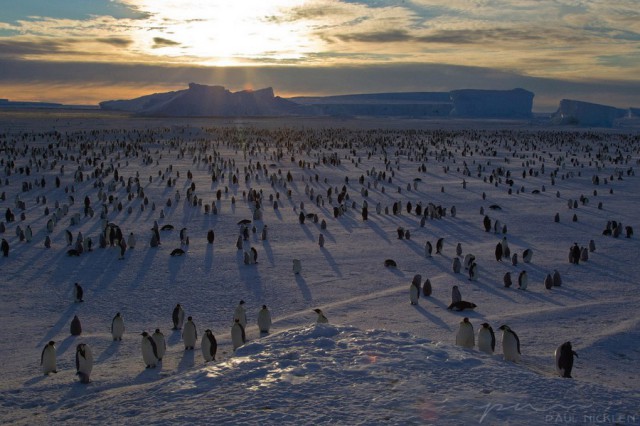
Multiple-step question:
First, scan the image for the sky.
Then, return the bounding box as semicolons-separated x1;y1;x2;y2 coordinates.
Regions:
0;0;638;111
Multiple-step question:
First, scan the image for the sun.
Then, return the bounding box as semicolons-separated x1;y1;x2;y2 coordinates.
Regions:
127;0;316;65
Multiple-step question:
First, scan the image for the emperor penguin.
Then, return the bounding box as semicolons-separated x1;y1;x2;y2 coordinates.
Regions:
127;232;136;249
436;237;444;254
172;303;185;330
495;242;503;261
201;329;218;362
477;323;496;355
74;282;84;303
501;237;510;259
111;312;125;341
231;319;246;351
140;331;159;368
517;270;528;290
451;286;462;305
152;329;167;361
455;317;475;349
314;308;328;324
555;341;578;378
182;316;197;350
425;241;432;257
499;325;521;362
41;341;57;375
503;272;512;288
75;343;94;383
257;305;272;334
452;257;462;273
468;262;478;281
234;300;247;328
409;278;420;305
70;315;82;336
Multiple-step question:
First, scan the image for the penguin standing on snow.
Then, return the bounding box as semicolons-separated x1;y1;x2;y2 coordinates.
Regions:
152;329;167;361
41;341;57;375
517;270;528;290
74;283;84;303
455;317;475;348
495;242;503;261
182;316;197;350
425;241;432;257
201;329;218;362
257;305;272;334
172;303;185;330
234;300;247;328
70;315;82;336
111;312;124;341
1;238;9;257
436;237;444;254
477;323;496;354
231;319;246;351
314;308;328;324
499;325;521;362
555;341;578;378
140;331;159;368
451;286;462;305
75;343;93;383
409;275;421;305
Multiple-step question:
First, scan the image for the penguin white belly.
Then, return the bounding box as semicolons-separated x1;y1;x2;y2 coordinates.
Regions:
142;339;157;366
554;344;563;376
409;285;419;305
257;311;271;333
503;334;520;362
112;318;124;340
42;348;56;374
477;329;493;354
183;325;197;347
201;337;213;361
77;349;94;378
231;325;244;350
456;325;475;348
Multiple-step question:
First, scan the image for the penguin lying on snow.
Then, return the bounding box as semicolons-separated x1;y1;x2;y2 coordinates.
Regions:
170;248;185;256
384;259;397;268
160;224;174;231
447;301;477;311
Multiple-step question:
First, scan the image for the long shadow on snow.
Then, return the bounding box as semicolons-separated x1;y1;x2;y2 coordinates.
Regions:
96;340;122;364
319;247;342;278
37;304;80;348
131;244;160;288
294;273;312;302
261;239;275;266
177;348;196;372
237;254;264;300
413;303;451;330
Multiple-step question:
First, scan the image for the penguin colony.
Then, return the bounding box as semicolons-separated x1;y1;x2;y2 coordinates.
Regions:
2;122;636;387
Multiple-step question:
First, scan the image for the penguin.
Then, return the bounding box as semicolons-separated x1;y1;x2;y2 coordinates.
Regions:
499;325;521;362
503;272;512;288
140;331;159;368
70;315;82;336
314;308;328;324
552;270;562;287
436;237;444;254
1;238;9;256
451;285;462;305
74;282;84;303
455;317;474;348
495;242;503;261
111;312;124;341
161;224;174;231
447;301;477;311
452;257;461;273
75;343;93;383
182;316;197;350
544;274;553;290
511;253;518;266
517;270;528;290
65;229;73;246
234;300;247;328
152;329;166;361
118;238;127;259
422;278;432;297
463;254;475;270
501;237;510;259
41;341;57;375
201;329;218;362
425;241;432;257
207;229;215;244
257;305;272;334
172;303;185;330
523;249;533;263
180;227;188;244
409;279;420;305
456;242;462;257
384;259;397;268
231;318;246;351
477;323;495;355
555;341;578;378
468;262;478;281
127;232;136;249
293;259;302;274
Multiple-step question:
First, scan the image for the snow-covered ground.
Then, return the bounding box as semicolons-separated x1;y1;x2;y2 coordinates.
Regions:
0;113;638;425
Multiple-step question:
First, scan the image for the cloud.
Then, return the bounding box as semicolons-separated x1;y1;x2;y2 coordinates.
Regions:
97;37;133;47
152;37;180;49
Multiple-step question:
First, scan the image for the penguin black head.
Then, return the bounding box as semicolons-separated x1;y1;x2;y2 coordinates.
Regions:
498;325;509;331
188;316;193;321
141;331;149;336
205;329;212;334
313;308;322;314
462;317;470;323
155;328;160;333
234;318;239;323
262;305;267;309
239;300;245;305
481;323;490;329
48;340;56;346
